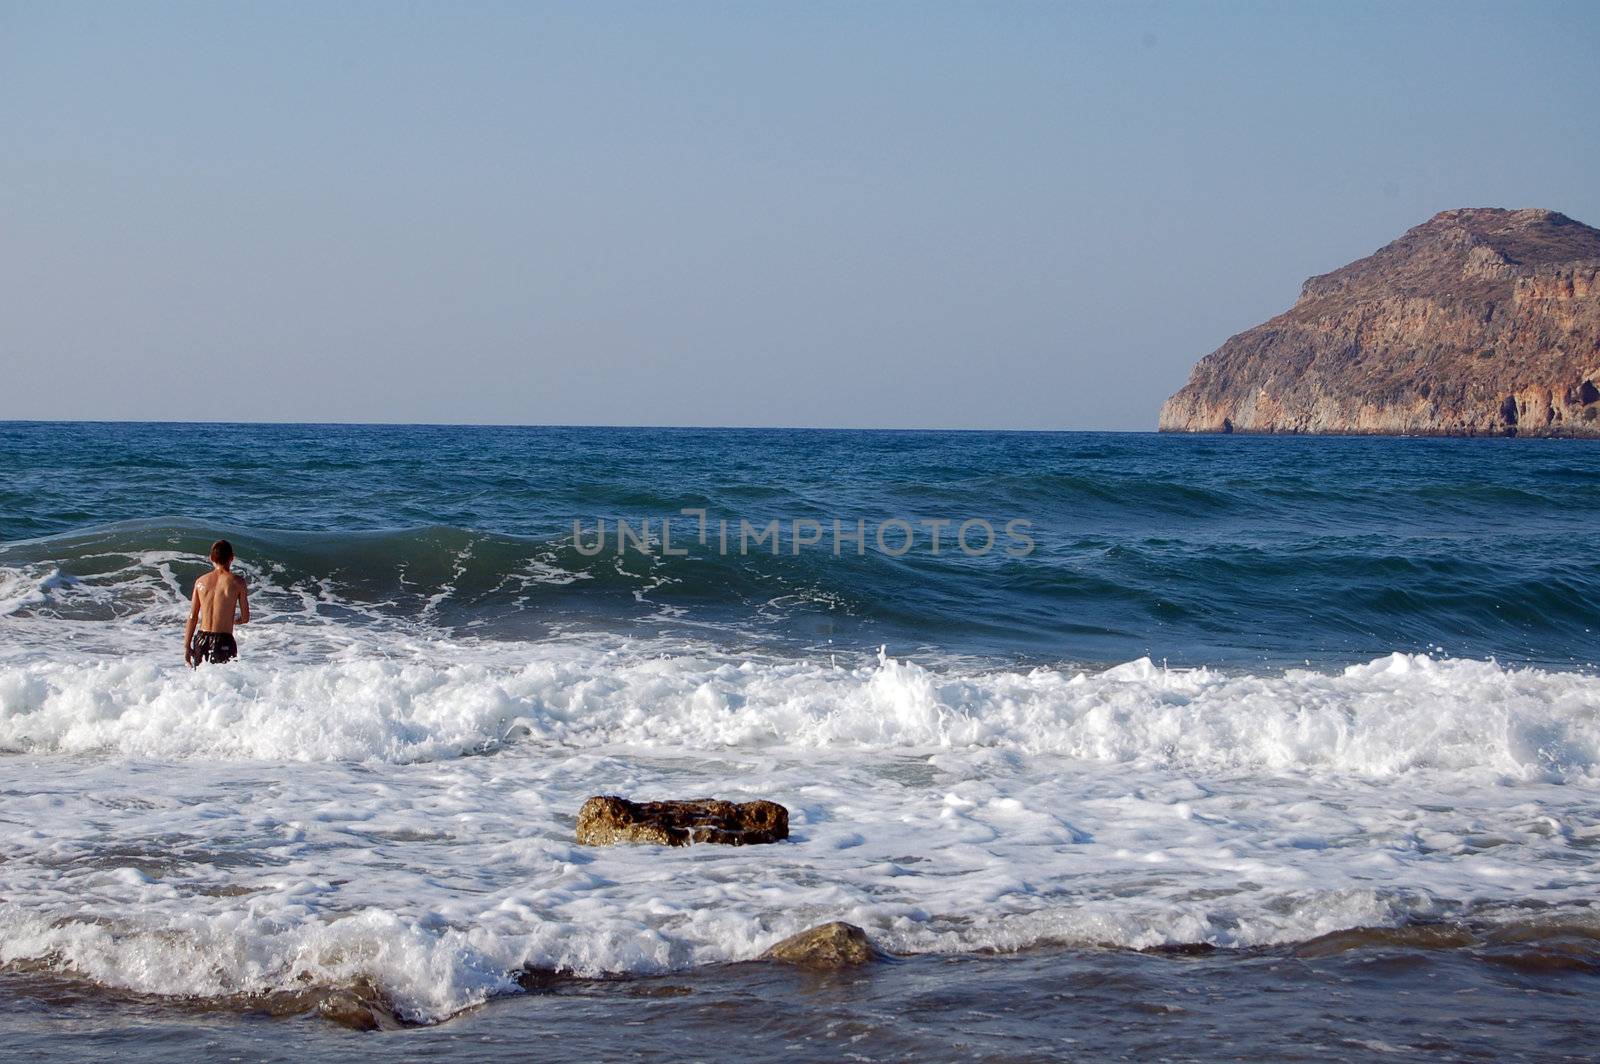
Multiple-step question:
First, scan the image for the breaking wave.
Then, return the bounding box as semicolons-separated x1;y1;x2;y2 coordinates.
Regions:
2;644;1597;779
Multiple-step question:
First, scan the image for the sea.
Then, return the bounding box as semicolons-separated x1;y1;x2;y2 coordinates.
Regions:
0;421;1597;1062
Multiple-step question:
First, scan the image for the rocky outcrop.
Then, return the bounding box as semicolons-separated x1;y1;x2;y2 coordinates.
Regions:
758;922;884;968
1160;208;1600;436
575;796;789;846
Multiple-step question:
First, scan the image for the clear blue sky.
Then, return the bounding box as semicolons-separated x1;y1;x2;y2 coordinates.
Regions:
3;1;1597;429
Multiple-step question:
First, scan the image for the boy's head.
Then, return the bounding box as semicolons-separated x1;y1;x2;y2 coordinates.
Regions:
209;539;234;567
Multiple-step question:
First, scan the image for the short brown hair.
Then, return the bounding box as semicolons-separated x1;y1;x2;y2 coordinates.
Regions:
209;539;234;565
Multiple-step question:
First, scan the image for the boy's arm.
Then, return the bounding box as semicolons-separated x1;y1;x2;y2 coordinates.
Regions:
183;584;201;665
236;576;250;625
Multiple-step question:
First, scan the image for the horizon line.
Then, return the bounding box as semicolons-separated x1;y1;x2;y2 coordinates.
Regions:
0;417;1156;435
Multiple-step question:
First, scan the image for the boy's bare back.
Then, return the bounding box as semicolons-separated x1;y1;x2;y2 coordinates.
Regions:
185;539;250;667
193;569;248;633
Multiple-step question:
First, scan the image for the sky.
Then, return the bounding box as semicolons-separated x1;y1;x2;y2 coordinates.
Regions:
3;1;1598;430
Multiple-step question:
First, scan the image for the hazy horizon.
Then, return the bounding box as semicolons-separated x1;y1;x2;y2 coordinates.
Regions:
4;1;1599;430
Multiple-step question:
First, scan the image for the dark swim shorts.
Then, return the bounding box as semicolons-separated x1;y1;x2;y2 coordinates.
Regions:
190;631;238;666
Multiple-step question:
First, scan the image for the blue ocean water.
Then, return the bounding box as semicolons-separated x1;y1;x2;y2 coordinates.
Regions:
2;421;1596;668
2;421;1599;1053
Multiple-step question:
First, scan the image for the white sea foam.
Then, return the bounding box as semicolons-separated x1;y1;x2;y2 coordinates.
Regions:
1;641;1596;779
0;565;60;616
0;727;1595;1022
3;597;1599;1022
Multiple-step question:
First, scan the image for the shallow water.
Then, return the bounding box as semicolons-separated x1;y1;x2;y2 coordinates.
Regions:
1;423;1597;1056
3;942;1596;1062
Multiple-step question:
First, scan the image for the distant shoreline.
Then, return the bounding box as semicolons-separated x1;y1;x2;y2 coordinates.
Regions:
4;419;1600;440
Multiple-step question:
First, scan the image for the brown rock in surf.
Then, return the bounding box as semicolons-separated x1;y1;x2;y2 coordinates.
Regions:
759;922;884;968
575;795;789;846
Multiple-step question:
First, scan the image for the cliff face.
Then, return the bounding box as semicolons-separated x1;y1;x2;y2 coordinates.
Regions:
1159;208;1600;436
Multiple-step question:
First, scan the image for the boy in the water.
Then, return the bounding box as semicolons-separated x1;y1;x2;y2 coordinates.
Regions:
184;539;250;666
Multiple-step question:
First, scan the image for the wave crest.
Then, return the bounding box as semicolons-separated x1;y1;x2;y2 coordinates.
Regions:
1;647;1595;779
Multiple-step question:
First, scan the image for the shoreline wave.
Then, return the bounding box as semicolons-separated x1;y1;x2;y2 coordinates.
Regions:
1;645;1596;779
4;896;1596;1027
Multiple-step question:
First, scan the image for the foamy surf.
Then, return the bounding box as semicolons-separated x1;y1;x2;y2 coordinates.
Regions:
0;887;1523;1024
1;642;1598;1022
1;643;1596;780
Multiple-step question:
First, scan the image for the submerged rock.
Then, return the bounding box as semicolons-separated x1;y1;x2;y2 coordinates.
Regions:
575;795;789;847
759;922;884;968
317;988;385;1031
253;982;394;1030
515;965;577;992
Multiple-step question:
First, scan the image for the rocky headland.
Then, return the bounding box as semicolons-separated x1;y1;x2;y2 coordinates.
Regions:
1159;208;1600;436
